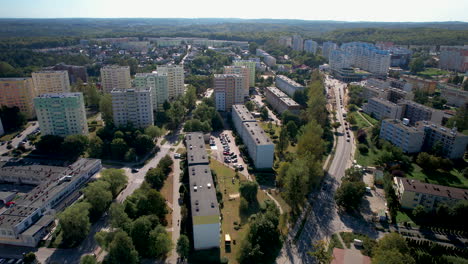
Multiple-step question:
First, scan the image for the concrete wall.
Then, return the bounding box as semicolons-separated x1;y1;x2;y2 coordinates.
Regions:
193;223;220;250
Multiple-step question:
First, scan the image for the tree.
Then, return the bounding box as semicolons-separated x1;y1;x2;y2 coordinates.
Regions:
148;225;172;258
61;134;89;159
176;235;190;260
99;93;113;125
101;168;128;198
130;216;153;256
80;255;98;264
59;202;91;246
144;125;163;139
23;252;37;264
412;205;427;220
278;127;289;153
145;167;166;190
167;100;185;130
134;134;155;156
35;135;64;155
88;136;103;158
239;181;259;204
183;85;197;110
297;120;324;159
372;233;415;264
335;180;366;211
108;231;139;264
83;180;113;220
285;121;298;141
409;57;425;74
308;240;332;264
0;106;26;132
109;203;131;231
260;106;269;121
283;159;309;213
306;73;328;126
372;249;414;264
110;138;128;160
245;101;255;111
84;83;101;108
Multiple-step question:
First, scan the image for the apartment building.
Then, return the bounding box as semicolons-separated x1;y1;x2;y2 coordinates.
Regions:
439;45;468;72
292;35;303;51
379;119;424;153
213;74;244;112
185;133;220;250
157;65;185;99
365;77;412;92
264;55;277;67
278;36;292;47
134;72;168;110
401;75;436;94
0;118;4;136
329;50;352;70
111;88;154;128
224;66;250;97
385;88;413;103
399;100;443;125
340;42;391;76
304;40;318;54
256;49;269;57
361;85;386;101
48;63;88;84
264;86;301;115
322;41;338;59
0;157;101;246
232;105;274;169
233;60;256;87
438;83;468;107
416;121;468;159
32;70;71;95
100;65;131;93
275;75;305;97
0;78;36;118
34;93;88;136
363;97;403;120
394;177;468;211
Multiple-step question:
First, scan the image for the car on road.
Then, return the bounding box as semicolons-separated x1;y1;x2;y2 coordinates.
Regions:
346;138;350;142
174;153;181;159
131;168;139;173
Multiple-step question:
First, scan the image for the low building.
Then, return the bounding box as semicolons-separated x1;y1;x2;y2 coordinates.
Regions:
232;105;274;169
363;97;403;120
379;119;424;153
185;133;220;250
394;177;468;211
438;83;468;107
0;157;102;247
385;88;413;103
416;121;468;159
361;85;386;101
264;86;301;115
275;75;304;97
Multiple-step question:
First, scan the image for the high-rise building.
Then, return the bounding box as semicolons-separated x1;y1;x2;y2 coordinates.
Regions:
224;66;250;97
416;121;468;159
134;72;168;111
379;119;424;153
322;41;338;59
329;50;352;70
0;78;36;119
278;36;292;47
214;74;244;112
233;60;256;87
439;46;468;72
100;65;131;93
48;63;88;84
157;65;185;99
304;40;318;54
34;93;88;136
111;88;154;129
32;70;71;95
340;42;391;75
292;35;303;51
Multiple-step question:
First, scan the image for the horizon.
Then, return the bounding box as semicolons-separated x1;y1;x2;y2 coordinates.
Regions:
1;0;467;23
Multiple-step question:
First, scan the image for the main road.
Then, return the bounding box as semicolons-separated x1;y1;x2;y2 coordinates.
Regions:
276;75;377;264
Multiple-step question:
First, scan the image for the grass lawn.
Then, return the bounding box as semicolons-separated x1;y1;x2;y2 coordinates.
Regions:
329;233;344;251
210;159;270;264
361;113;378;126
260;122;280;138
349;111;372;130
418;68;451;77
395;210;415;225
407;163;468;189
355;145;381;167
176;147;186;155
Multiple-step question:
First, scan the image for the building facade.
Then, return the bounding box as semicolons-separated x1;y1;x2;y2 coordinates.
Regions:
379;119;424;153
292;35;304;51
233;60;256;87
156;65;185;99
100;65;131;93
399;100;443;125
439;45;468;72
340;42;391;76
185;133;220;250
401;75;436;94
264;55;277;67
278;36;292;47
48;63;88;84
0;78;36;119
134;72;169;111
416;121;468;159
275;75;305;97
362;97;403;120
232;105;274;169
438;83;468;107
32;70;71;95
322;41;338;59
111;88;154;128
213;74;244;112
264;86;301;115
304;40;318;54
224;66;250;97
34;93;88;136
0;118;4;136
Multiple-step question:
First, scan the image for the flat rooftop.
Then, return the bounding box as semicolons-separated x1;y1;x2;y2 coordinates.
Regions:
232;105;255;122
382;119;421;133
369;97;399;107
276;75;304;88
396;177;468;200
36;92;82;98
0;78;31;82
186;133;209;166
416;121;468;138
188;164;219;219
242;122;273;146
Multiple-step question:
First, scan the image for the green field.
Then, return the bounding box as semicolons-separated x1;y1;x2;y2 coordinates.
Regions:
407;163;467;189
418;68;451;77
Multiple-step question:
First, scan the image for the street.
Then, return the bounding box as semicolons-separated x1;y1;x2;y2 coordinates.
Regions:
0;121;39;155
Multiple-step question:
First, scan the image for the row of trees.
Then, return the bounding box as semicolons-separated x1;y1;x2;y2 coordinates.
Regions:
58;169;128;247
0;105;27;132
183;97;224;133
145;155;174;190
334;168;366;211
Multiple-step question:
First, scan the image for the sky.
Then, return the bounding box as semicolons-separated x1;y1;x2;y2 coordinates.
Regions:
0;0;467;22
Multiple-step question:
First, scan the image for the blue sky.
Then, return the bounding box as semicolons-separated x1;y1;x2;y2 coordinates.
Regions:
0;0;467;22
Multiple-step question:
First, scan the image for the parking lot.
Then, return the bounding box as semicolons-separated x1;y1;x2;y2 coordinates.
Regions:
209;130;250;179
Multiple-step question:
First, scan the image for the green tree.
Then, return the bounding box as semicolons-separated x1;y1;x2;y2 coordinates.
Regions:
23;252;37;264
306;72;328;126
108;231;139;264
61;134;89;160
84;83;101;108
239;181;259;204
260;106;269;120
83;180;113;220
88;136;103;158
110;138;128;160
176;234;190;260
35;135;64;155
0;106;26;132
148;225;172;258
130;216;153;256
308;240;332;264
245;101;255;111
145;167;166;190
101;168;128;198
99;93;113;125
284;159;309;213
168;100;186;129
80;255;97;264
109;203;131;231
335;180;366;211
183;85;197;110
297;120;325;159
285;120;298;141
409;57;425;74
58;202;91;246
134;134;155;155
278;127;289;153
144;125;163;139
372;233;415;264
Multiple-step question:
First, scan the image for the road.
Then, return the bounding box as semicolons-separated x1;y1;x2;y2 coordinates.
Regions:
167;143;183;264
0;121;39;154
276;75;376;264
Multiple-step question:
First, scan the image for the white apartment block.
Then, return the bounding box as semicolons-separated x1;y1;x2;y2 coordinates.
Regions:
111;88;154;129
363;97;403;120
278;36;292;47
264;55;277;67
304;40;318;54
214;74;244;112
275;75;305;97
34;93;88;137
439;45;468;72
224;66;250;97
32;70;71;95
292;35;303;51
329;50;352;70
134;72;168;111
340;42;391;75
157;65;185;99
100;65;131;93
232;105;274;169
264;86;301;115
322;41;338;59
380;119;424;153
417;121;468;159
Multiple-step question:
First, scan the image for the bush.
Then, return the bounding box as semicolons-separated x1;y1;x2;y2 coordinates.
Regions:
358;144;369;154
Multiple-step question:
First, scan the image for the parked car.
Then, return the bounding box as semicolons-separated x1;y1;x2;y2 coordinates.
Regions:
174;153;181;159
223;151;230;155
231;154;237;159
131;168;139;173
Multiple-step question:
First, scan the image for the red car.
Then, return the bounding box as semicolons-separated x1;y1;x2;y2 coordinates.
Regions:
223;151;230;155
